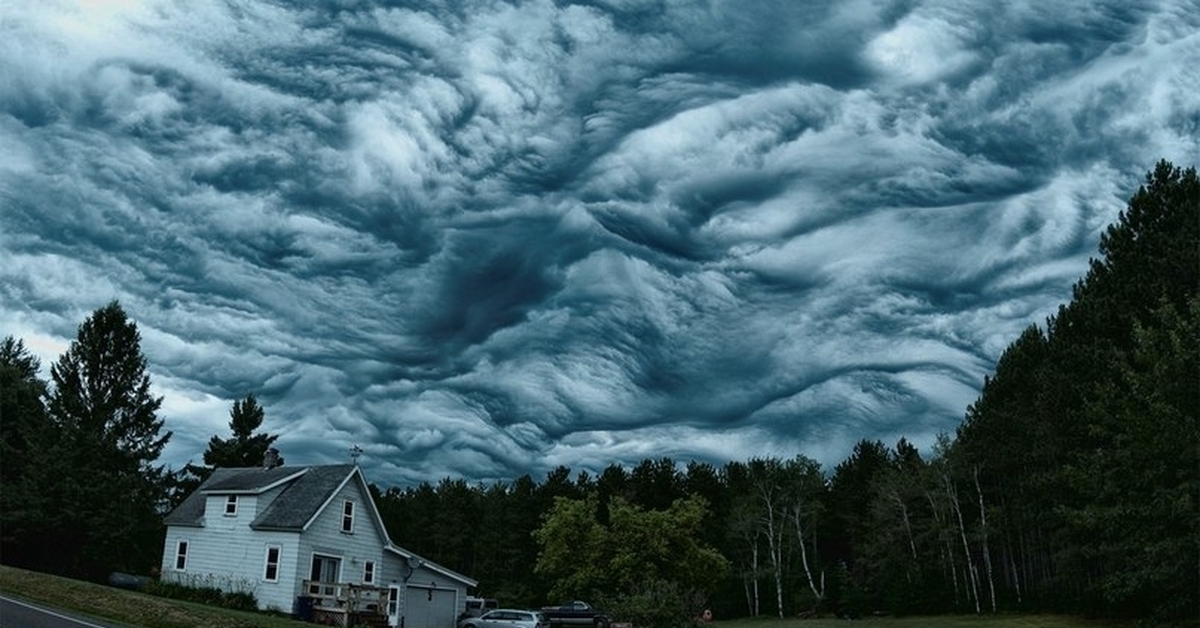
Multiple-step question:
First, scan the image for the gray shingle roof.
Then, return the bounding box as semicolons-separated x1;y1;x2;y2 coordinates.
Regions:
252;465;355;530
163;465;356;531
202;465;307;492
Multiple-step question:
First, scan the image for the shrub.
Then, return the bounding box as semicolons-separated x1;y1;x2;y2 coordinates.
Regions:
144;574;258;612
600;581;700;628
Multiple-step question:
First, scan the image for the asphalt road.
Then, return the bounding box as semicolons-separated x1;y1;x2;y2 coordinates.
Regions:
0;595;134;628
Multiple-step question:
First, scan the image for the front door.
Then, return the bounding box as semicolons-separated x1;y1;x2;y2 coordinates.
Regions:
309;554;341;598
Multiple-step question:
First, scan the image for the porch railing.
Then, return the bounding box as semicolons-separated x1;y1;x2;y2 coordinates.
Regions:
301;580;389;626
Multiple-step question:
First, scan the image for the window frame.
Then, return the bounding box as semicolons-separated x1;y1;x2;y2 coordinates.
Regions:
363;559;375;584
263;545;282;582
174;540;189;571
341;499;355;533
224;495;238;516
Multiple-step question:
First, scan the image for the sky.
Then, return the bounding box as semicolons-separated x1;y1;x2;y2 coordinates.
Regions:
2;0;1197;489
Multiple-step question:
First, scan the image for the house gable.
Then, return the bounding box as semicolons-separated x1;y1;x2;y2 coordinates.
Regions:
250;465;357;531
296;471;390;585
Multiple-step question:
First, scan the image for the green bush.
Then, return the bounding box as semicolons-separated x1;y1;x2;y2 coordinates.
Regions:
600;580;703;628
144;577;259;612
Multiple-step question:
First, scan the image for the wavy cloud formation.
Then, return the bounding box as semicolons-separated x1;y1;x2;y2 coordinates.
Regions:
2;0;1197;486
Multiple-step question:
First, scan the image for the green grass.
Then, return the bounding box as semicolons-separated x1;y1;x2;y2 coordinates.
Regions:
0;565;1133;628
0;565;311;628
713;615;1132;628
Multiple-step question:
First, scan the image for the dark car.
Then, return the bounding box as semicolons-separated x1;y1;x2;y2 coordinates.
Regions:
540;601;610;628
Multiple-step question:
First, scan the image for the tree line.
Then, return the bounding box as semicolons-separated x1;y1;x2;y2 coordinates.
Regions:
369;161;1198;624
1;161;1195;623
0;300;285;579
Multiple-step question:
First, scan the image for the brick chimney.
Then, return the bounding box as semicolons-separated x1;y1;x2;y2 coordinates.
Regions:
263;447;282;470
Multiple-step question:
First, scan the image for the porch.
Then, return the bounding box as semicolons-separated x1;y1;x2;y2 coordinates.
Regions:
300;580;392;628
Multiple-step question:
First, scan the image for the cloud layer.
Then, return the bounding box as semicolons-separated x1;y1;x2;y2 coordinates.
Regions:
2;0;1197;487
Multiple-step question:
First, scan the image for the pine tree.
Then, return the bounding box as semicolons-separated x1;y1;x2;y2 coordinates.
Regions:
949;161;1199;619
45;301;172;578
203;393;280;468
0;337;55;570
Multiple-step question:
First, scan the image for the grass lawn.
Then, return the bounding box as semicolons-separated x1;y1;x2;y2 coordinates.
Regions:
0;564;310;628
714;615;1133;628
0;564;1133;628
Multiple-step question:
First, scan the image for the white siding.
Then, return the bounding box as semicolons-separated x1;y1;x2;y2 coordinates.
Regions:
297;477;388;589
253;533;303;612
160;527;192;575
161;521;301;612
205;494;257;531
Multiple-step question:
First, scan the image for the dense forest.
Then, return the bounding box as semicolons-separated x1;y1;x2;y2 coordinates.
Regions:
1;161;1196;624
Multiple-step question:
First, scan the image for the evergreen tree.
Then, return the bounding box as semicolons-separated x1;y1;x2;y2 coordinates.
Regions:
0;337;54;570
203;393;280;468
164;393;283;507
825;439;890;604
432;477;481;576
45;301;172;579
1068;297;1199;621
628;457;684;511
949;160;1199;620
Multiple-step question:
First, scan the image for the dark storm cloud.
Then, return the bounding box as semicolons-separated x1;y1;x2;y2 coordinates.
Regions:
1;0;1196;487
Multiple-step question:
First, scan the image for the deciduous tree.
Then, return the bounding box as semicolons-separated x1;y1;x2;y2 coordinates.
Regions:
534;493;729;627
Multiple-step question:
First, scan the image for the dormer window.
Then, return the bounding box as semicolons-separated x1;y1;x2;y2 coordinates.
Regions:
225;495;238;516
341;500;355;533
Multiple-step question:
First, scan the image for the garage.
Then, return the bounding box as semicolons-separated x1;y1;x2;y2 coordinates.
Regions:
404;585;459;628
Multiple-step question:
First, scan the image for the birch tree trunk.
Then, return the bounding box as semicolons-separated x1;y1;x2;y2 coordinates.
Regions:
945;472;981;614
790;503;824;603
1007;518;1022;605
752;541;760;616
733;504;761;616
926;489;960;607
759;484;785;619
1007;535;1022;605
888;489;918;561
973;467;997;613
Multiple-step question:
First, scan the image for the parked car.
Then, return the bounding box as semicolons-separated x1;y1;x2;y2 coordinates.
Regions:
459;609;549;628
460;597;500;620
540;601;610;628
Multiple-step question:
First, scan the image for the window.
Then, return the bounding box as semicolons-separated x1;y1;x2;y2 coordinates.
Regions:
174;540;188;571
341;500;354;533
225;495;238;516
264;545;281;582
363;560;375;584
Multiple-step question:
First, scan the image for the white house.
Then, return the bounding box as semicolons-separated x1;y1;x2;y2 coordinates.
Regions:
161;458;476;628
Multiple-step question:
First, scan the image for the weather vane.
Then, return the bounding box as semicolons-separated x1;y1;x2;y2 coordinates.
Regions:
349;444;363;464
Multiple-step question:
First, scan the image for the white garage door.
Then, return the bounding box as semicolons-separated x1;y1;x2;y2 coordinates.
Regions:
405;586;457;628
